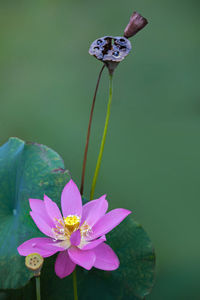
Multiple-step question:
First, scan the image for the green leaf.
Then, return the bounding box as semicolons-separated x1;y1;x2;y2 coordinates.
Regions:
0;138;70;289
78;215;155;300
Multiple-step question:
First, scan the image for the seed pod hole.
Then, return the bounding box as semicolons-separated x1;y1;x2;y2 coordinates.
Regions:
113;51;119;57
97;39;103;45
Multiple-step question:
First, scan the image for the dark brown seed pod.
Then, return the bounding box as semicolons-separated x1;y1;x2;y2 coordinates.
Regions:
124;11;148;38
89;36;131;74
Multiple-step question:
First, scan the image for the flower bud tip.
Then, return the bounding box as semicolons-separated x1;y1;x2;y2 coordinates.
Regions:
124;11;148;39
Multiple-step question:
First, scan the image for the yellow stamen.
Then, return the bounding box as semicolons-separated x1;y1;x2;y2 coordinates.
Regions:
80;222;91;237
63;215;80;233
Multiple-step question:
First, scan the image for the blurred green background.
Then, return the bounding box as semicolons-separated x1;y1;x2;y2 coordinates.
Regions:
0;0;200;299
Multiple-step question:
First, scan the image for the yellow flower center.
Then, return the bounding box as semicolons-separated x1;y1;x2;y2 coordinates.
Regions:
63;215;80;233
52;215;91;248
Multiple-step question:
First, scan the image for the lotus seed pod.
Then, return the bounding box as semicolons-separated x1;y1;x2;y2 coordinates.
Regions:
25;253;44;276
89;36;131;74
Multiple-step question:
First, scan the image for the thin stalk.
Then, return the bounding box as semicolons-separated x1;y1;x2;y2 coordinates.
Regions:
90;74;113;200
80;65;105;196
36;277;41;300
73;269;78;300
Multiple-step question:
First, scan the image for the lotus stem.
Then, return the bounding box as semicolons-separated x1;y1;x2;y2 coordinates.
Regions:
73;269;78;300
36;277;41;300
90;73;113;199
80;65;105;196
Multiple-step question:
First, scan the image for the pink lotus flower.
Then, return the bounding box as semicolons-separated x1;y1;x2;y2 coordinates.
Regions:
18;180;131;278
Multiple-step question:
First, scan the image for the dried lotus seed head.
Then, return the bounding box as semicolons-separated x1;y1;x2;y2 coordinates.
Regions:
25;253;44;274
89;36;131;74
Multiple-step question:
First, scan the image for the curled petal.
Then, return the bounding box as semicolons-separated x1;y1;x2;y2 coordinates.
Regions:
93;243;119;271
89;208;131;240
70;230;81;246
44;194;62;222
81;195;108;227
61;180;82;218
68;247;95;270
82;235;106;250
17;237;64;257
30;211;54;238
55;250;76;278
29;199;55;228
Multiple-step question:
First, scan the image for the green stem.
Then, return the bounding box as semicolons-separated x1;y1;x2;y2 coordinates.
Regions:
36;276;41;300
73;269;78;300
80;65;105;196
90;74;113;200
